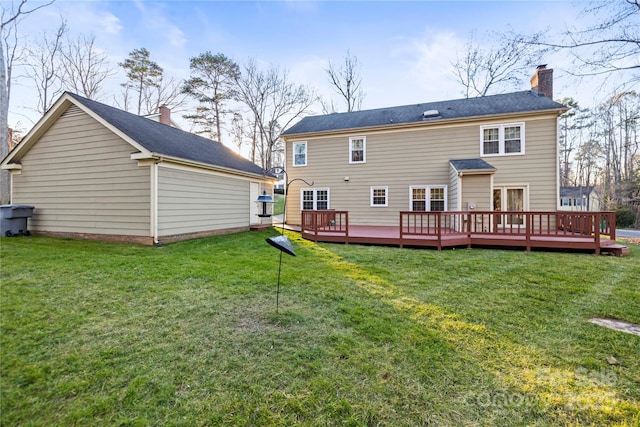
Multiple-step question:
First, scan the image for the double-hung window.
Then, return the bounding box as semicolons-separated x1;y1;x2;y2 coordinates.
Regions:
410;185;447;211
370;186;388;207
349;136;366;163
293;141;307;166
480;123;524;156
301;188;329;210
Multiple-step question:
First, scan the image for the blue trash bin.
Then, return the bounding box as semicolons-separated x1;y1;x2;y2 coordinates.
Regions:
0;204;35;237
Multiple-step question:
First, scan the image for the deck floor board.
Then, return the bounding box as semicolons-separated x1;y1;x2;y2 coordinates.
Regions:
298;225;624;254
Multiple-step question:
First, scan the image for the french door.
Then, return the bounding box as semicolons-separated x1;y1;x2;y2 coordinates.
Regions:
493;187;526;226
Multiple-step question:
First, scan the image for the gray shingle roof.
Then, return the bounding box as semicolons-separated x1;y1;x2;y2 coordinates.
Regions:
450;159;496;172
67;93;267;177
282;90;567;136
560;186;594;197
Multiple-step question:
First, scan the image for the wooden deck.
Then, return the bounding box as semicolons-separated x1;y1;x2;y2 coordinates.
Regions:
299;210;629;256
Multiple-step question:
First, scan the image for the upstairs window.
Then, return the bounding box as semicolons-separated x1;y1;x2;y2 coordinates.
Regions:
293;142;307;166
480;123;525;156
349;136;366;163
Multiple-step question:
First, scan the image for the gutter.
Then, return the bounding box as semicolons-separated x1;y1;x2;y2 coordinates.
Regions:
130;152;277;182
281;108;569;140
456;169;497;176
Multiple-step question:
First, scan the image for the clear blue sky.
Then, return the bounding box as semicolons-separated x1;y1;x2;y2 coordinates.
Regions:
8;0;613;133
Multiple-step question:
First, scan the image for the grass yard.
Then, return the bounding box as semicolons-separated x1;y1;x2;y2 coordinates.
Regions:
1;231;639;426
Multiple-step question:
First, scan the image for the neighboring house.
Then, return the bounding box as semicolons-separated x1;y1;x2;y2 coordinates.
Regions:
1;92;274;245
280;66;568;226
559;186;600;211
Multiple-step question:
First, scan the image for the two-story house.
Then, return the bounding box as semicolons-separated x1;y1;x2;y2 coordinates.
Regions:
281;66;568;228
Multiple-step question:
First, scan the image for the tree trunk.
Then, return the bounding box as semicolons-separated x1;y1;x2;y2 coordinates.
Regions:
0;39;11;204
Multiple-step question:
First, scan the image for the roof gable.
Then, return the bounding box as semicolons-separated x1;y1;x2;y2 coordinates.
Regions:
282;91;568;136
66;93;266;176
3;92;268;178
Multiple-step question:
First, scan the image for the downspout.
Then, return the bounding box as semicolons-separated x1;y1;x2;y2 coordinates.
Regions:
152;160;159;245
556;115;561;211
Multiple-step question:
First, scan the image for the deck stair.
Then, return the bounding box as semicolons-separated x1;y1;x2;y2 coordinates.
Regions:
601;243;630;256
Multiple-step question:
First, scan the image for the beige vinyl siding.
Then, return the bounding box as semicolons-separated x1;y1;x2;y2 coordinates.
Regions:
460;175;492;211
285;114;559;225
488;118;558;211
448;166;459;211
11;105;151;235
157;166;249;236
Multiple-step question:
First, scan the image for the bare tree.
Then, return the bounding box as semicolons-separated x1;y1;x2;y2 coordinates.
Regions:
182;52;240;141
230;112;244;154
141;74;188;116
235;59;316;169
326;50;364;112
1;0;55;204
558;98;584;186
60;34;114;99
521;0;639;90
452;32;542;98
25;18;66;114
598;91;639;208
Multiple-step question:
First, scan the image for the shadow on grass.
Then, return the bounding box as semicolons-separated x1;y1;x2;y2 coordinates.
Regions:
290;231;639;424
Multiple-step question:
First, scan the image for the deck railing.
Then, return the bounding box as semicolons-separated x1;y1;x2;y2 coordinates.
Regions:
399;211;616;252
301;210;349;242
301;210;616;252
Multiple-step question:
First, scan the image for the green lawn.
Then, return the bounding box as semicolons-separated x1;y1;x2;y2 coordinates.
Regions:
273;193;285;216
1;232;639;426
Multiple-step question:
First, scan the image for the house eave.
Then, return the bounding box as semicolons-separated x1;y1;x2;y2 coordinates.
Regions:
281;107;569;140
1;163;22;171
456;169;497;176
150;153;276;181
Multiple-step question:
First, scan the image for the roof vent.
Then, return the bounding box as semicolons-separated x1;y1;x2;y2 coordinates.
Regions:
423;110;440;118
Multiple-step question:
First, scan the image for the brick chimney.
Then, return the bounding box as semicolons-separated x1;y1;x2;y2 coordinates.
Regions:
530;65;553;99
159;105;171;125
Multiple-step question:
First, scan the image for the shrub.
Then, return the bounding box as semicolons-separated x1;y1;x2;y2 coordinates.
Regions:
615;207;636;228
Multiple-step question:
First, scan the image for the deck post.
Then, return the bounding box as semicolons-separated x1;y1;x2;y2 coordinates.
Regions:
313;211;318;242
526;212;531;252
437;212;442;251
345;211;349;244
399;212;404;248
466;211;472;248
594;212;601;255
609;211;616;240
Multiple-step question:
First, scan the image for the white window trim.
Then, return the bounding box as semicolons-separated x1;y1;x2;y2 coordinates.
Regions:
300;188;330;210
480;122;525;157
292;141;307;167
409;185;448;211
370;186;388;207
493;184;529;211
349;136;366;164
